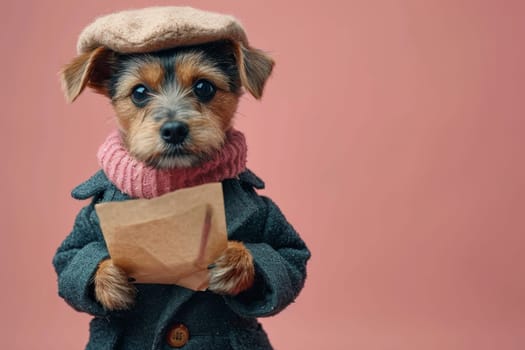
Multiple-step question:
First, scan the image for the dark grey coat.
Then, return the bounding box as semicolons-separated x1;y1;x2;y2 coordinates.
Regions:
53;170;310;350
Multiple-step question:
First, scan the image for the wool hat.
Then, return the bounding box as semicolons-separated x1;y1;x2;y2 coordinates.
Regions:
77;6;249;54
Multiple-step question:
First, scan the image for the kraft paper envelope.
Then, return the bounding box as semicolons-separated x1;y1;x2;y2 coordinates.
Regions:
95;183;227;291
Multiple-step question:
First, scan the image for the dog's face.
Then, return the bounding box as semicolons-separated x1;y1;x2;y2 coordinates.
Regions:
60;40;273;168
109;42;241;168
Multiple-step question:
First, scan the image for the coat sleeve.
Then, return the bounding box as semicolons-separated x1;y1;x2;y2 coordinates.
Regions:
224;196;310;317
52;200;110;317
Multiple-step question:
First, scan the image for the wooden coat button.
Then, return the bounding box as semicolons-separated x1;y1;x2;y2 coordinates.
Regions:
167;323;190;348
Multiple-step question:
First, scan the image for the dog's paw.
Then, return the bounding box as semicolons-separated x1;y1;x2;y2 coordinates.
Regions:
94;259;136;311
208;241;255;296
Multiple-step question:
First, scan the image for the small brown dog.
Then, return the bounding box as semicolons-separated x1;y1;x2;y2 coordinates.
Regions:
61;39;273;311
54;7;309;350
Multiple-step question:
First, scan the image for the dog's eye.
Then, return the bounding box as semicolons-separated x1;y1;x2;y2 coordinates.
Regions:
131;84;150;107
193;79;216;103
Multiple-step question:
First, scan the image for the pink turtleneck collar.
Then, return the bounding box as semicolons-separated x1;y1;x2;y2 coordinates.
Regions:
97;129;247;199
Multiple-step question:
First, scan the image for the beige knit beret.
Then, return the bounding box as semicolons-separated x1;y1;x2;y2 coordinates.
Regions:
77;6;249;54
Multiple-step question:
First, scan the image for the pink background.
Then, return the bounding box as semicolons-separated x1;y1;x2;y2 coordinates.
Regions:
1;1;524;349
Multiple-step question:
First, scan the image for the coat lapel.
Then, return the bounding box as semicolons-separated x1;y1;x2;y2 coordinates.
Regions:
223;178;260;238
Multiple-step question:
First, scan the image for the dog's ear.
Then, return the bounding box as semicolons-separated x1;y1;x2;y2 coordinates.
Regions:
60;46;115;103
235;43;274;99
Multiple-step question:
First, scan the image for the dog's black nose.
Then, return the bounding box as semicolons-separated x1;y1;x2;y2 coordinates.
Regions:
160;121;189;145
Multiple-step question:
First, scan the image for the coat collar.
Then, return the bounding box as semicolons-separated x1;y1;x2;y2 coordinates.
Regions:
72;168;264;200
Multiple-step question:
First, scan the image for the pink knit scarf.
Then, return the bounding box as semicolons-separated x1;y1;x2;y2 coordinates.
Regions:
97;129;247;199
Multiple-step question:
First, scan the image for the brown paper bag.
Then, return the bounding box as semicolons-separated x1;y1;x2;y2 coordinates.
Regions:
95;183;227;291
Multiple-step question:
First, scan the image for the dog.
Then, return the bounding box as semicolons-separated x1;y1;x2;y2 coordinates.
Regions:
54;7;309;350
60;39;273;311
